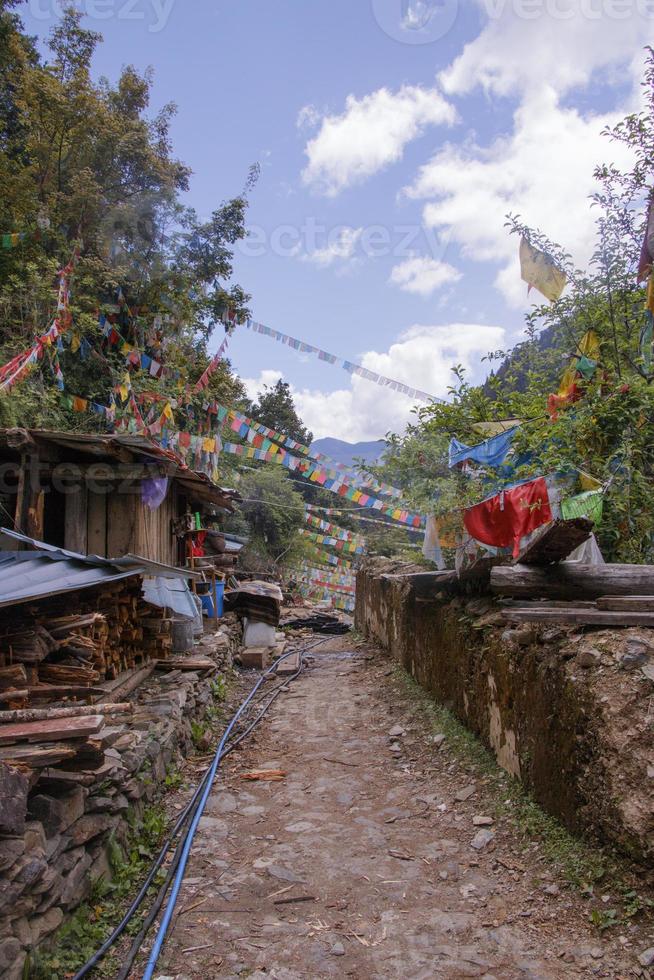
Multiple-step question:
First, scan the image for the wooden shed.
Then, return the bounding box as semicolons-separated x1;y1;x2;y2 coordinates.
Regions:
0;428;239;566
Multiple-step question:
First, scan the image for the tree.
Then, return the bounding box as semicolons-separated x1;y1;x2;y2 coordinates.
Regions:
0;6;256;432
250;379;313;445
231;467;306;572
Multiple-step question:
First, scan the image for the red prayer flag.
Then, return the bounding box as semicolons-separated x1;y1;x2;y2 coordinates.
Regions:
463;477;552;557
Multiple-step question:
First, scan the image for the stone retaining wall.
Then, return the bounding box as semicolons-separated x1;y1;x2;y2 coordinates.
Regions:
0;624;241;979
355;558;654;866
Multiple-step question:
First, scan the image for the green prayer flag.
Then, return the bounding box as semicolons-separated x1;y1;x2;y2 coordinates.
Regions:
561;490;603;525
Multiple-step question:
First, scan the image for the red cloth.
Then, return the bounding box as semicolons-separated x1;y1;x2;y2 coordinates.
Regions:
464;477;552;557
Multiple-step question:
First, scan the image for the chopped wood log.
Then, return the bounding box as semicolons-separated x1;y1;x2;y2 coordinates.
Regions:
515;518;593;566
0;703;131;725
38;664;101;686
502;606;654;627
491;563;654;601
0;626;56;664
0;690;28;705
0;665;28;690
596;596;654;611
0;763;30;834
0;715;104;746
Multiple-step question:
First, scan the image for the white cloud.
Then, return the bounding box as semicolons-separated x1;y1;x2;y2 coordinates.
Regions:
287;323;505;441
441;0;649;99
406;86;636;305
389;254;461;296
301;84;456;196
241;369;283;403
302;226;363;268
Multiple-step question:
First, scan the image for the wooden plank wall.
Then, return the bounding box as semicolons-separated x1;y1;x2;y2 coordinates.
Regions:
132;483;177;564
87;491;107;557
65;487;88;554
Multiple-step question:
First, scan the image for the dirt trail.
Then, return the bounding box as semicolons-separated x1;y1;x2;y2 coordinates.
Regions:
145;638;645;979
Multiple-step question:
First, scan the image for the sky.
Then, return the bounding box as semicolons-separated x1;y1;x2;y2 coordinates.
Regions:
21;0;654;442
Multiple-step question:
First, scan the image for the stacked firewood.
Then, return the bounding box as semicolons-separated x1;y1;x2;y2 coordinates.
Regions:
0;579;173;706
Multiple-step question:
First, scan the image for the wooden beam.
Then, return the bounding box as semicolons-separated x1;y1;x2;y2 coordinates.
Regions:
491;563;654;601
503;606;654;626
515;518;593;566
64;487;88;555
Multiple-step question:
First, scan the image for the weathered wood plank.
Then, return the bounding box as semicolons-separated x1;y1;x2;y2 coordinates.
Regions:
0;763;30;834
492;563;654;600
596;596;654;611
515;519;593;566
87;490;107;557
65;486;88;554
0;715;103;746
502;607;654;626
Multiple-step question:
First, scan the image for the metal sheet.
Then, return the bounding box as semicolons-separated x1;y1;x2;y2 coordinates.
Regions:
0;553;142;609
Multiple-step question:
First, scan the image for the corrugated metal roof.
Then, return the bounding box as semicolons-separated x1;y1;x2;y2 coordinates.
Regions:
0;552;143;609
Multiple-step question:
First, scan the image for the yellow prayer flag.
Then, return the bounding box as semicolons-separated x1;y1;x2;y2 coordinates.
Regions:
202;437;216;453
162;402;174;422
71;334;81;353
520;238;567;303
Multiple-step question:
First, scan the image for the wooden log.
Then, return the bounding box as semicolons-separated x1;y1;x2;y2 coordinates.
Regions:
491;563;654;601
0;690;28;705
0;715;104;746
0;703;131;725
596;596;654;611
502;606;654;627
0;665;28;690
515;518;593;566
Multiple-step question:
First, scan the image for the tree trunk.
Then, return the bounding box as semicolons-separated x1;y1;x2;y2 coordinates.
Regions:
491;563;654;600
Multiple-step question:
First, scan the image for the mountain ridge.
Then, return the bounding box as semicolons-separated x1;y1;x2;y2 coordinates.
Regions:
311;437;386;467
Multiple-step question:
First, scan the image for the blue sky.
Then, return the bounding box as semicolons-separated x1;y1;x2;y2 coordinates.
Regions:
22;0;653;440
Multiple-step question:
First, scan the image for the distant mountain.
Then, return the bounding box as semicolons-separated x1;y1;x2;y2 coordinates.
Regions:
312;438;386;467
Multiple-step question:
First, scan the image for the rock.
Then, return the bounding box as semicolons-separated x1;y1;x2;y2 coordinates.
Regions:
642;663;654;682
330;941;346;956
389;742;402;754
0;838;24;873
61;851;93;908
28;788;86;837
31;906;63;943
638;948;654;968
470;830;495;851
68;813;117;847
267;865;304;883
455;785;476;802
647;765;654;779
0;937;24;980
577;650;601;668
472;816;494;827
543;883;560;896
589;948;604;959
430;734;446;747
388;725;405;738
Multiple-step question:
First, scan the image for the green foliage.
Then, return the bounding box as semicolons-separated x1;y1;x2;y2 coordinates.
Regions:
233;466;306;571
0;5;254;429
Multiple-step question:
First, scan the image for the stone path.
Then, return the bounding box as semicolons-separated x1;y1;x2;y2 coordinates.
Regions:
142;639;646;979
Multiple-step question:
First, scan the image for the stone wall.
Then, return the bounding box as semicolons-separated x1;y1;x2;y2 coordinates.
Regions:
356;558;654;865
0;624;241;980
